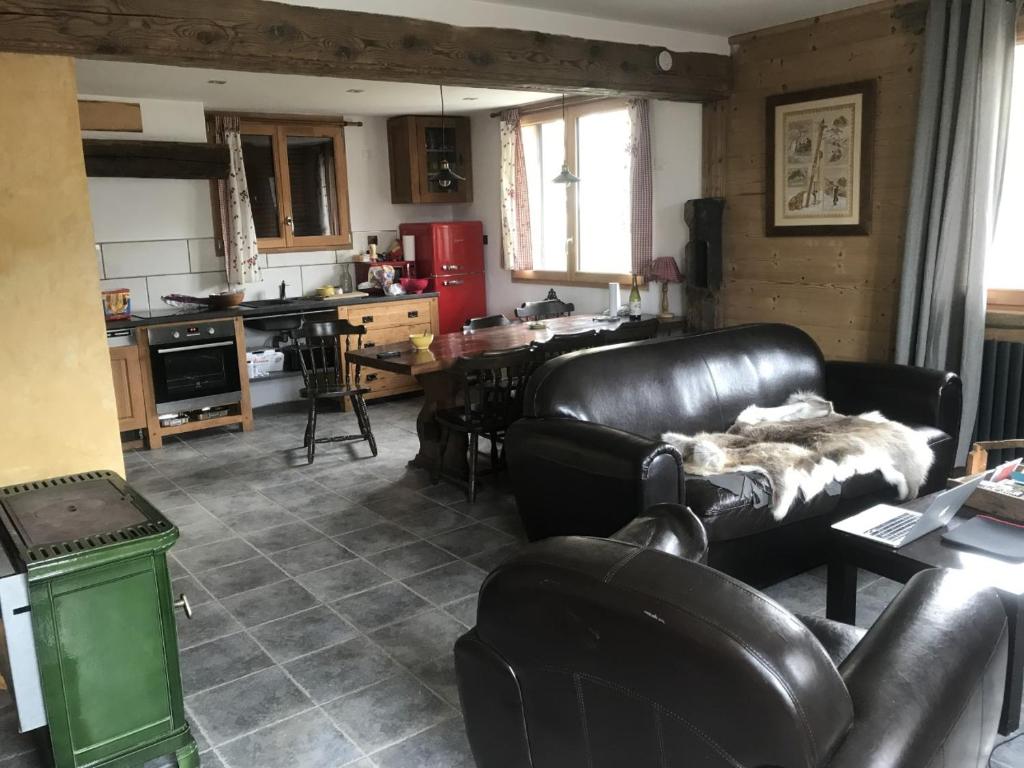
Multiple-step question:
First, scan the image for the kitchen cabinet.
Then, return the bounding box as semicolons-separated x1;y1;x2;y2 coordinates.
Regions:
339;296;439;401
109;346;146;431
387;116;473;204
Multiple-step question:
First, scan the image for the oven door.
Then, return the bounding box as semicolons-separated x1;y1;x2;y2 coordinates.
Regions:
148;335;242;414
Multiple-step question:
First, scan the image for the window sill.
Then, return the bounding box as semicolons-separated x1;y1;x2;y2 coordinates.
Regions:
511;270;643;289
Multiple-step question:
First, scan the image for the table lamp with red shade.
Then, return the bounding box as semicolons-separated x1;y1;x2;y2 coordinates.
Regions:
651;256;684;320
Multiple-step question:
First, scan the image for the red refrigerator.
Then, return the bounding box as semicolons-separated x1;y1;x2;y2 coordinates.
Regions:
400;220;486;334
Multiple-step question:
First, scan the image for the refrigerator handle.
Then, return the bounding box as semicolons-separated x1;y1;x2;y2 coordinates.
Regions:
442;279;465;287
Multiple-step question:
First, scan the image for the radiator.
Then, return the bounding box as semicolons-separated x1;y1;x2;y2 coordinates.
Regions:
975;339;1024;467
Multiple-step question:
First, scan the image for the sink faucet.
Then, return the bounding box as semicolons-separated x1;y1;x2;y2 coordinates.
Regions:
279;280;288;300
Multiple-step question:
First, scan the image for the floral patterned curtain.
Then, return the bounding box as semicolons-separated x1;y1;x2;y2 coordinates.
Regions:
628;99;653;280
499;109;533;271
212;115;261;286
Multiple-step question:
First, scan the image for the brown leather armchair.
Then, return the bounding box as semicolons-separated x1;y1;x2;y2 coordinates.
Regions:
455;505;1008;768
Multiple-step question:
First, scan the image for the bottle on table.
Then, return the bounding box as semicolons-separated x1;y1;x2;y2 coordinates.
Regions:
628;274;642;321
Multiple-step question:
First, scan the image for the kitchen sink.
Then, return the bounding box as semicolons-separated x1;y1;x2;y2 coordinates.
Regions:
239;298;300;308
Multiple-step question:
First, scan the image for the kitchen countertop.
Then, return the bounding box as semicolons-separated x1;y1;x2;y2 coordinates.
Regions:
105;292;439;331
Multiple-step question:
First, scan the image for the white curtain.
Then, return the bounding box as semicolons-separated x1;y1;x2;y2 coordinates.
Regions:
499;109;533;270
213;115;261;286
628;98;653;280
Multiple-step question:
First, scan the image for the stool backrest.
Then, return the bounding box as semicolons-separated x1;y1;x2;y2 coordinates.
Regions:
515;299;575;321
533;330;601;362
598;318;659;345
464;314;512;331
298;319;367;394
451;346;537;426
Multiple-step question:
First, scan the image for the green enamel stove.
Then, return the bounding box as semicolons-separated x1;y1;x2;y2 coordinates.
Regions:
0;471;198;768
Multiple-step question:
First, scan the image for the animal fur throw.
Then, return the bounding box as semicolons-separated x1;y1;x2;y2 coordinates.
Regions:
662;393;933;520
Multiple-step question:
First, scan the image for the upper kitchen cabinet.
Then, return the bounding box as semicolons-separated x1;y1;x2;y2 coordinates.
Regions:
236;119;352;251
387;116;473;204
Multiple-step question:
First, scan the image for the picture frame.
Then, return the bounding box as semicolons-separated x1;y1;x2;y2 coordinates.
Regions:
765;80;875;237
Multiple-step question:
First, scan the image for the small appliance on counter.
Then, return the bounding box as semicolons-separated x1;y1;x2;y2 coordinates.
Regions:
0;471;198;767
399;220;486;334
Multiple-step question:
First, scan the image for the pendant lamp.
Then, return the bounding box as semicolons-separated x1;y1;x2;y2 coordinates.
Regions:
552;94;580;185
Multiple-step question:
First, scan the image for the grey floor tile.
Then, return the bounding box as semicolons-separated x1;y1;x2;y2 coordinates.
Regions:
203;491;296;532
249;605;356;663
429;523;516;559
146;488;196;512
197;753;224;768
186;666;313;746
450;494;519;520
176;517;236;551
411;654;460;707
176;602;244;650
443;595;477;628
402;561;486;605
296;559;391;602
188;477;257;503
176;537;260;574
324;673;456;753
197;557;288;599
370;610;465;667
363;488;446;517
0;709;39;762
171;574;215;607
307;506;384;537
477;513;527;540
335;523;419;556
372;718;475;768
385;506;474;538
269;538;356;577
284;636;400;704
220;578;319;627
466;543;522;573
243;521;324;554
259;481;360;519
331;582;433;632
217;709;361;768
762;572;827;616
179;632;273;695
367;541;456;580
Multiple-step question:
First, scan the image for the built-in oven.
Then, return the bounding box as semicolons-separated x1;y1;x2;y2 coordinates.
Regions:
148;321;241;415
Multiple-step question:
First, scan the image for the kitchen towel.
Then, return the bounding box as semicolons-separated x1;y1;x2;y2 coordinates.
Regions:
402;235;416;262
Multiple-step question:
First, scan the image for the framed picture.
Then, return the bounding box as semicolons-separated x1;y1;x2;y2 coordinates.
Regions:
766;80;875;236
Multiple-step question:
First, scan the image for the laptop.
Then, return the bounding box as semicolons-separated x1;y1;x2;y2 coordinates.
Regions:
832;472;990;548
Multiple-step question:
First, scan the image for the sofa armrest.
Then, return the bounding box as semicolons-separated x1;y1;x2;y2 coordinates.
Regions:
505;418;684;541
610;503;709;562
827;569;1007;768
825;360;962;440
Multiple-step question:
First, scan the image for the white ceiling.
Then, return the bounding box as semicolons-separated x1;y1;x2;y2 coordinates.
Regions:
481;0;876;36
74;59;556;117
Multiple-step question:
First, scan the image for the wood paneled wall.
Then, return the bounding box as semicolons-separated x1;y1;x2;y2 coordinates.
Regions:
712;0;928;361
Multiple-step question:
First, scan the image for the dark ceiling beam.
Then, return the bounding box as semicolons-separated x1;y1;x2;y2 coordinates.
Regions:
0;0;732;102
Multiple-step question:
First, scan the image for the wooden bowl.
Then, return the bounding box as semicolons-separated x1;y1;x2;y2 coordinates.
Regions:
208;290;245;309
409;333;434;350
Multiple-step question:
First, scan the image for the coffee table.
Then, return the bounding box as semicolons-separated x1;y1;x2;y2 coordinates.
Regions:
827;494;1024;735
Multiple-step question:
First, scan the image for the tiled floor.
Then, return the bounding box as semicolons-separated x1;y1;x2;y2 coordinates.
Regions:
0;395;1021;767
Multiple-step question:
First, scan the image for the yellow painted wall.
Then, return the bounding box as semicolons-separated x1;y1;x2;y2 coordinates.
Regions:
0;53;124;484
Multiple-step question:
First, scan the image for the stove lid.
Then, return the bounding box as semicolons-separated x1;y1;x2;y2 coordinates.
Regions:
0;471;174;568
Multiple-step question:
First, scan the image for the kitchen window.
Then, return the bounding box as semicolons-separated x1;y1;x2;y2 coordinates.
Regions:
515;99;635;286
232;118;352;252
988;44;1024;310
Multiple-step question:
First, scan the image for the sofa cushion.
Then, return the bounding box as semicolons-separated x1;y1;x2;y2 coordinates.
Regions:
687;422;944;542
523;323;827;438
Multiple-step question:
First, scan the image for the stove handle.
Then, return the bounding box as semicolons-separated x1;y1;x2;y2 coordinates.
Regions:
174;593;193;620
156;341;235;354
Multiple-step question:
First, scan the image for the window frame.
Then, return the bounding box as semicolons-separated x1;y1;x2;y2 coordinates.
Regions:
236;117;352;252
513;98;640;287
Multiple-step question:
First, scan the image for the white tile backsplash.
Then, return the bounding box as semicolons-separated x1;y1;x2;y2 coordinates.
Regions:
265;250;339;268
188;238;221;273
102;239;190;279
99;277;151;311
88;178;216;242
299;264;344;294
245;267;304;301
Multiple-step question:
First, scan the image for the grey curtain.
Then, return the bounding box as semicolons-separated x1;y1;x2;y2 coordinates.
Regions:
895;0;1017;462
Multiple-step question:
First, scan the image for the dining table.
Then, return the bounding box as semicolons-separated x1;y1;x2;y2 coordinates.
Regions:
347;314;674;480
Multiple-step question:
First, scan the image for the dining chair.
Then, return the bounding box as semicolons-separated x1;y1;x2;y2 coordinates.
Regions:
433;345;537;501
514;298;575;322
598;318;660;345
532;329;601;363
297;320;378;465
464;313;512;331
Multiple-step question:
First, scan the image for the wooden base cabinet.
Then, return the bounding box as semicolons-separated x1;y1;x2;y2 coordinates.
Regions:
340;297;439;401
109;346;147;432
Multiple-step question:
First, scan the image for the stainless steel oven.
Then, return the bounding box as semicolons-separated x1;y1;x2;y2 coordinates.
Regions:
148;321;241;415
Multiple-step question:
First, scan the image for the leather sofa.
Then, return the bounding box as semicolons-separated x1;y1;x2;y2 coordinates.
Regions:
505;323;962;586
455;506;1008;768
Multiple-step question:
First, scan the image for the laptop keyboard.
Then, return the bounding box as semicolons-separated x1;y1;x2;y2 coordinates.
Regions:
866;512;919;543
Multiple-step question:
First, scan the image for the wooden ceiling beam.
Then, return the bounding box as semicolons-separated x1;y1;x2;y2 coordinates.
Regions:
0;0;732;102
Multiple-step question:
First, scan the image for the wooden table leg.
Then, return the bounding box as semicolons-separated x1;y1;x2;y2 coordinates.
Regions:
999;594;1024;735
410;370;468;480
826;558;858;625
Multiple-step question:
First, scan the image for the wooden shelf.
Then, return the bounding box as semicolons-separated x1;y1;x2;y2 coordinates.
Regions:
156;412;246;437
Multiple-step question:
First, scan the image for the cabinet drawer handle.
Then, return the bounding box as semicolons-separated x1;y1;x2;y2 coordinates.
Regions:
362;315;374;323
442;279;464;287
174;593;193;620
407;311;419;318
364;341;376;348
366;373;379;382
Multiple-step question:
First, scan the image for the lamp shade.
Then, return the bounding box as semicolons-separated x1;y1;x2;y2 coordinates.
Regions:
651;256;683;283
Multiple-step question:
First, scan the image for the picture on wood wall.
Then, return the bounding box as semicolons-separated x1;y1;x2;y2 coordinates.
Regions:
766;81;875;236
